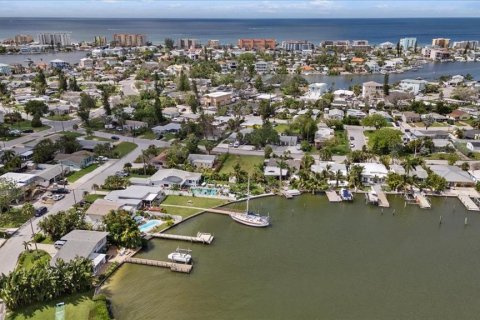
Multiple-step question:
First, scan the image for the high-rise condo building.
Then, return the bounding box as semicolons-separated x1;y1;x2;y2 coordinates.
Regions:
238;39;276;50
38;33;71;46
94;36;108;47
281;40;314;51
399;37;417;49
178;39;199;49
113;34;146;47
432;38;450;48
14;34;33;45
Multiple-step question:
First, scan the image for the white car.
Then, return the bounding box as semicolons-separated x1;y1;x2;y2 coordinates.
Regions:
52;194;65;201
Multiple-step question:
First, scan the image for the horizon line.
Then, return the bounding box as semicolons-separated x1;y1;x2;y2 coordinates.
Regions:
0;16;478;19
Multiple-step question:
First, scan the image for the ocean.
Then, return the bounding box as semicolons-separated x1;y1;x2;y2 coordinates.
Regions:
0;18;479;45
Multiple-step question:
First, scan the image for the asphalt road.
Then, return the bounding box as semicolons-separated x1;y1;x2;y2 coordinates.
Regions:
0;131;169;276
345;125;369;151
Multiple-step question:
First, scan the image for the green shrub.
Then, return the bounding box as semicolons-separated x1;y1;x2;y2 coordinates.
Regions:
33;233;46;243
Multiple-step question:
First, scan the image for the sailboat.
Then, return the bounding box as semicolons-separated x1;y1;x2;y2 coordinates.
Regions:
230;178;270;228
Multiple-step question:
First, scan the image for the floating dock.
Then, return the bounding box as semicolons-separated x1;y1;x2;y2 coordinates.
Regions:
415;193;431;209
125;257;193;273
372;185;390;208
326;190;342;202
458;195;480;211
151;232;214;244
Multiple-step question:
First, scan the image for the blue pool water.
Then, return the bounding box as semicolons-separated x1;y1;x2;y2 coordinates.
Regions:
192;188;218;196
139;220;162;233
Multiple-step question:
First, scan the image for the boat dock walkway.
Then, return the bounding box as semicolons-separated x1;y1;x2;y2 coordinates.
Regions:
326;190;342;202
125;257;193;273
372;185;390;208
160;204;239;215
151;232;214;244
458;195;480;211
415;193;431;209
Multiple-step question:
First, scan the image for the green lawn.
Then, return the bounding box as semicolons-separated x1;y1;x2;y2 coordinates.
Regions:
329;130;350;155
7;292;99;320
60;131;84;139
161;195;230;218
113;142;138;158
138;130;157;140
219;154;264;175
84;194;105;204
16;250;50;271
67;164;100;183
0;208;33;229
45;114;73;121
273;124;290;134
84;135;113;142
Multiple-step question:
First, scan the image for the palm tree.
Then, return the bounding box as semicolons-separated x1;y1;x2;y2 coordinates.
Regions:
91;184;99;194
334;170;344;188
319;148;333;161
22;240;31;252
1;149;16;164
348;165;364;189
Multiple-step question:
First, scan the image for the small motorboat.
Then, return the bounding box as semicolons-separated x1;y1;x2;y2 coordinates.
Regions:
340;188;353;201
167;248;192;264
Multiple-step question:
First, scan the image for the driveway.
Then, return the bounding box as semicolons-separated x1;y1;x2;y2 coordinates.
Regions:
345;125;369;151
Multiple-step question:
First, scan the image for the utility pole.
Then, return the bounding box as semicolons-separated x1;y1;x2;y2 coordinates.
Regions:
29;218;38;250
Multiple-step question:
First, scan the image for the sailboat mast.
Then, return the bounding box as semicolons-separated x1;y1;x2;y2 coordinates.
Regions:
246;176;250;213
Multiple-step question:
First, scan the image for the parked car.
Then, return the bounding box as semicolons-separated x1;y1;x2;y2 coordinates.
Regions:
34;206;48;217
111;136;120;140
54;240;67;249
115;171;129;177
52;188;70;194
350;143;355;148
52;194;65;201
233;141;240;148
349;136;355;141
22;129;34;133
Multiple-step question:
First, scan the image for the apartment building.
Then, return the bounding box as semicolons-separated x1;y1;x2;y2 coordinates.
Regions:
14;34;33;45
207;40;220;48
94;36;107;47
178;38;199;49
113;34;145;47
432;38;450;48
321;40;350;50
452;41;479;50
281;40;314;52
38;32;71;46
399;37;417;50
238;39;276;50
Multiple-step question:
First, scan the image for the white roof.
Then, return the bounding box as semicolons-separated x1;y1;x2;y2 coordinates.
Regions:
358;163;389;177
205;91;232;98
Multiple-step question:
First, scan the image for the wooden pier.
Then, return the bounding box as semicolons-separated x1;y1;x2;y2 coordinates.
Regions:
415;193;431;209
125;257;193;273
372;185;390;208
151;232;214;244
458;195;480;211
326;190;342;202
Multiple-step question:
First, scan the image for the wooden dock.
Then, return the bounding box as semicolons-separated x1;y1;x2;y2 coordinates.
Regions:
125;257;193;273
458;195;480;211
326;190;342;202
151;232;214;244
415;193;431;209
372;185;390;208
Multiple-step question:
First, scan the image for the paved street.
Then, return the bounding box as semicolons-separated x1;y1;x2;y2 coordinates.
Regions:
345;125;370;151
0;130;169;275
119;76;139;96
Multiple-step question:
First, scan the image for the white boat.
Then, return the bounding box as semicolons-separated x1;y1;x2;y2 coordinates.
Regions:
167;248;192;264
230;178;270;228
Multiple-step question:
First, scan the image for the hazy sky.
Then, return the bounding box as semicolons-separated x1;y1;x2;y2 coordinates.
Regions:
0;0;479;18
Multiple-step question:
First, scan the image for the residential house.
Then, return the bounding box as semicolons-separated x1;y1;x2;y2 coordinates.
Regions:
399;79;427;95
203;92;233;107
85;199;123;225
78;139;111;152
278;135;298;147
447;110;470;122
314;127;335;148
124;120;148;130
357;163;389;185
187;154;216;169
464;129;480;140
54;151;95;170
389;164;428;181
31;164;69;187
0;172;37;189
303;83;328;101
428;165;475;187
130;168;202;188
51;230;109;275
326;108;344;120
466;141;480;152
311;161;348;186
152;123;181;136
362;81;383;99
402;111;421;123
104;185;164;210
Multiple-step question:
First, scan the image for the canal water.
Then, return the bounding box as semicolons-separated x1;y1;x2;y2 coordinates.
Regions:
102;195;480;320
304;62;480;89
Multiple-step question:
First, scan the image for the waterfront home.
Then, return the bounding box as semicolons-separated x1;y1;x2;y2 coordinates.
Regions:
401;111;421;123
466;141;480;152
51;230;109;275
311;161;348;177
362;81;383;99
104;185;165;210
130;168;202;188
399;79;427;95
303;83;328;101
389;164;428;181
187;154;216;169
54;150;95;170
428;165;475;187
357;163;389;185
49;59;70;70
448;75;464;86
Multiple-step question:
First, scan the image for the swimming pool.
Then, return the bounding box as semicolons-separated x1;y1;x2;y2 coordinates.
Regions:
192;187;218;196
139;220;162;233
